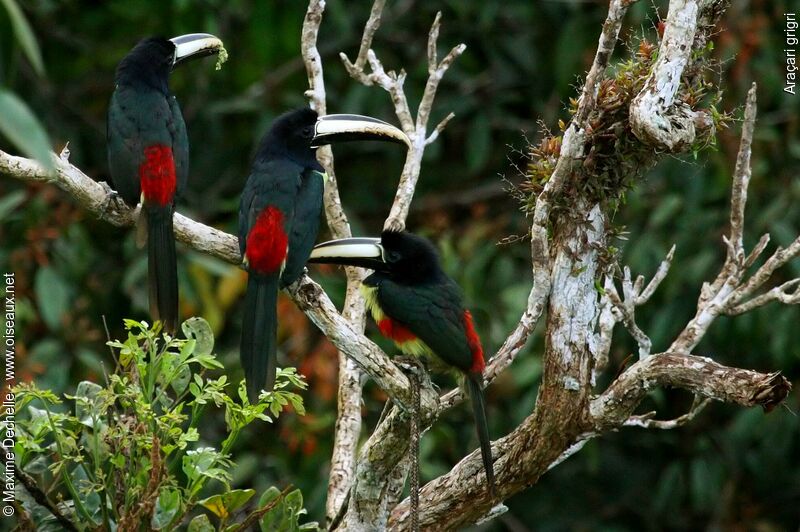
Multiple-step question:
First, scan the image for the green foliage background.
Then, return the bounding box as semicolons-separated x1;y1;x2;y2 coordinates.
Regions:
1;1;798;529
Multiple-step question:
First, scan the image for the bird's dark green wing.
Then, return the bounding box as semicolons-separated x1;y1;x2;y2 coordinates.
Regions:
281;168;324;287
107;87;175;206
374;277;474;372
167;95;189;198
107;90;142;206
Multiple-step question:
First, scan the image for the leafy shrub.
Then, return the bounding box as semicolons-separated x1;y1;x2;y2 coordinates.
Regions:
10;318;318;531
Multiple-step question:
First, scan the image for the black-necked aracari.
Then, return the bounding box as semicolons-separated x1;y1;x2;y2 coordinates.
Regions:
238;110;409;401
308;230;496;498
107;34;225;332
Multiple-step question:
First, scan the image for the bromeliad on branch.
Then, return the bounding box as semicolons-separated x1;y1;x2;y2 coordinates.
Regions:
238;110;409;401
309;230;497;499
107;34;226;332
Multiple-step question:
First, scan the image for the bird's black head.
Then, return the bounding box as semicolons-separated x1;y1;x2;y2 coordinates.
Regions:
379;230;444;284
256;108;322;171
115;37;175;93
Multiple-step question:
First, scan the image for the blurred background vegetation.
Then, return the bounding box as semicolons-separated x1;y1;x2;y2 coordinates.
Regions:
0;0;798;530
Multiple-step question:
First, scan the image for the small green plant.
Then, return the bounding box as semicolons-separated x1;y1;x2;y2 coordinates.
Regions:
10;318;319;531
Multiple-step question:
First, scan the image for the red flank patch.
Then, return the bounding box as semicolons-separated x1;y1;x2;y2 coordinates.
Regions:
139;144;176;207
377;317;418;344
246;206;288;274
463;310;484;373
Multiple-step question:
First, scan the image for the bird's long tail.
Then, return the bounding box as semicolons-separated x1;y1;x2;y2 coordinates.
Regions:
467;372;496;499
145;205;178;333
241;273;279;402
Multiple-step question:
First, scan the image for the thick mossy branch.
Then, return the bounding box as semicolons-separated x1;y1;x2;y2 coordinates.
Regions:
524;35;730;221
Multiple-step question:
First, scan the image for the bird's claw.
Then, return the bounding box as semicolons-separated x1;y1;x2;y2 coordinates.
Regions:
99;182;123;219
395;355;423;375
383;218;405;233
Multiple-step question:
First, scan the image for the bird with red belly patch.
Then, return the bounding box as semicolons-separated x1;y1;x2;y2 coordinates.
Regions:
309;230;496;498
107;34;225;332
238;110;410;401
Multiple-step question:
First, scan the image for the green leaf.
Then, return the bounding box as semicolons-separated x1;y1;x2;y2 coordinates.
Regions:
33;266;70;330
187;514;215;532
258;487;282;532
192;352;224;370
284;488;304;515
258;488;312;532
257;486;281;507
171;363;192;396
199;489;255;519
287;394;305;416
70;464;102;525
73;381;103;428
183;447;232;489
189;382;203;401
179;339;197;361
182;317;215;357
151;488;182;530
0;0;45;76
0;88;54;172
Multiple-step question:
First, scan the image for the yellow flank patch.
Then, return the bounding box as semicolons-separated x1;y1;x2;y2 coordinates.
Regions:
360;283;434;357
395;337;432;357
360;283;385;322
318;171;329;184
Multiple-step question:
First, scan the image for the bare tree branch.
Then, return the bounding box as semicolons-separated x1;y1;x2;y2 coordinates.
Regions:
339;0;386;76
575;0;639;125
593;244;674;373
726;278;800;315
340;5;465;232
594;285;617;375
591;352;791;430
331;4;470;527
671;84;800;352
524;0;640;388
388;347;790;530
301;1;370;519
637;245;676;305
387;2;640;525
606;266;653;359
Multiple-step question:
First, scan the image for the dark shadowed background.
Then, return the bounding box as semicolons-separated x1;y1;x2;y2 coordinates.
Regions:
1;0;798;529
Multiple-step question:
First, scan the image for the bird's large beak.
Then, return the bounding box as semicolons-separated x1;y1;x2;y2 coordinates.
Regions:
308;237;388;271
312;114;411;149
170;33;226;68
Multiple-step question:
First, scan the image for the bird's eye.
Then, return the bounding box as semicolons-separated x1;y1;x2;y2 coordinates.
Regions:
387;250;402;263
301;126;314;139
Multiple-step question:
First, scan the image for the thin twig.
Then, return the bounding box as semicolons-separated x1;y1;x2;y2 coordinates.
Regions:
340;0;387;77
233;485;294;531
624;396;712;429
